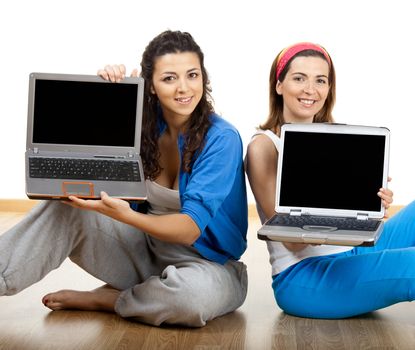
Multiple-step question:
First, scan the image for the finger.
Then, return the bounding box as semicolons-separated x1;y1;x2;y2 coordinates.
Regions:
382;199;390;209
379;188;394;199
383;196;393;206
97;69;110;81
382;190;394;200
380;187;393;195
111;65;124;82
63;200;77;206
130;68;139;77
381;188;393;203
68;195;87;205
68;195;99;209
119;64;126;79
378;192;393;206
104;65;117;82
101;191;118;209
387;176;392;182
100;191;110;203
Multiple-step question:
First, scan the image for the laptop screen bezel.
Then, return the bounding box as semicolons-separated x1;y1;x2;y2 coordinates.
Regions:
276;123;390;219
26;72;144;157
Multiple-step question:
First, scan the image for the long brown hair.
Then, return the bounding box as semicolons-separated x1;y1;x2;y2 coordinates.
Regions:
260;49;336;133
140;30;214;179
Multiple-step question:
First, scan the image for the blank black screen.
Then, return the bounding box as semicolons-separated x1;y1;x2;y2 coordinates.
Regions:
279;131;386;211
33;79;138;147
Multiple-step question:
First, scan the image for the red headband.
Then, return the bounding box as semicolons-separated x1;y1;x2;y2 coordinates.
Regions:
276;42;331;81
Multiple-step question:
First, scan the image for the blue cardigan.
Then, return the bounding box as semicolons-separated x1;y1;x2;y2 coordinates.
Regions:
153;113;248;264
178;114;248;264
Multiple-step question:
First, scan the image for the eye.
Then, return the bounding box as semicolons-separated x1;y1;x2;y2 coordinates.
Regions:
293;75;304;82
188;72;200;79
162;75;176;82
316;78;328;84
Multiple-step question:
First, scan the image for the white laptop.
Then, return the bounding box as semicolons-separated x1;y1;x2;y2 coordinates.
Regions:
257;123;390;246
25;72;147;201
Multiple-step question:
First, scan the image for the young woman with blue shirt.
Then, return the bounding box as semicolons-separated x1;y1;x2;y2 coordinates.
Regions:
0;30;247;327
245;42;415;319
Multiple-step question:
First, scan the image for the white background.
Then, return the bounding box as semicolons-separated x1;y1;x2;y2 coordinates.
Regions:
1;0;414;205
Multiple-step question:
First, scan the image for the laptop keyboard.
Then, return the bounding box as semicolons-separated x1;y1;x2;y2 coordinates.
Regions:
29;157;141;182
269;215;380;231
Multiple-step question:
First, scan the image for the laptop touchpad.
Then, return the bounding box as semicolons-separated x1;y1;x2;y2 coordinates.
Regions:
62;182;94;197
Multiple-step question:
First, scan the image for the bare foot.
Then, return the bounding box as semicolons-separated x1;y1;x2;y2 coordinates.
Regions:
42;285;120;312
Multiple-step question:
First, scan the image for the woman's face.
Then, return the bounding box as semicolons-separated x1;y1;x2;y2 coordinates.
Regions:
276;56;330;123
151;52;203;125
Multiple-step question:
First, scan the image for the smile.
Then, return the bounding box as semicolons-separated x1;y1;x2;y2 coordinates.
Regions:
175;97;192;104
299;98;316;106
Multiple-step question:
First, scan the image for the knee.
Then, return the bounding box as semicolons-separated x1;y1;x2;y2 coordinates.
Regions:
117;263;246;328
160;268;213;327
161;264;247;327
167;294;209;327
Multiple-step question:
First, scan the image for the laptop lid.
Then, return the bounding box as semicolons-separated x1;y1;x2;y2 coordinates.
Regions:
25;72;146;200
257;123;390;246
276;123;390;219
26;72;144;157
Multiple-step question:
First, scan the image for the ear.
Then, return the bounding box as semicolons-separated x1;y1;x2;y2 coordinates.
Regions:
275;81;283;95
150;85;156;94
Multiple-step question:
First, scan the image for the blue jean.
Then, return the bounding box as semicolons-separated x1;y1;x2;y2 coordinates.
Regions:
272;200;415;319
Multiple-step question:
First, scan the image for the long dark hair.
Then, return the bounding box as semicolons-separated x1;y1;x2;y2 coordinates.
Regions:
140;30;214;179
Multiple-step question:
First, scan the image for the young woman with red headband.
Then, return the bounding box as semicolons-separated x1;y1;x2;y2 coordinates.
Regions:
245;42;415;319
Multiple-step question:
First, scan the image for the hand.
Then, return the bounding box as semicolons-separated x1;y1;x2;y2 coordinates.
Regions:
283;242;314;251
378;176;394;218
64;191;133;222
97;64;139;82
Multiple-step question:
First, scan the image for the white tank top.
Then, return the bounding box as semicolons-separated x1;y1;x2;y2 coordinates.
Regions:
251;129;352;276
145;180;181;215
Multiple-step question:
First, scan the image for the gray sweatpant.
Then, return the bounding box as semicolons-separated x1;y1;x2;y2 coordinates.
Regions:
0;201;247;327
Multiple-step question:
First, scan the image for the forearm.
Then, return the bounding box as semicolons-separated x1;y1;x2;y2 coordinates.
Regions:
66;194;201;245
123;210;201;245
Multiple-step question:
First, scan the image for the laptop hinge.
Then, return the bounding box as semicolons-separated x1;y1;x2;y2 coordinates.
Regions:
289;209;302;216
357;213;369;220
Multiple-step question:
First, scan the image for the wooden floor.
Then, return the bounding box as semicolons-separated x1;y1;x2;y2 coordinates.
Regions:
1;207;415;349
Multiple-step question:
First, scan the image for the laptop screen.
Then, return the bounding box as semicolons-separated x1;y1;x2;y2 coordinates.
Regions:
32;79;138;147
279;131;386;212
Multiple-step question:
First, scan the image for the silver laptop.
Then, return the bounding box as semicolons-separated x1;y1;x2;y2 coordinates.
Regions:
257;123;390;246
25;72;147;200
